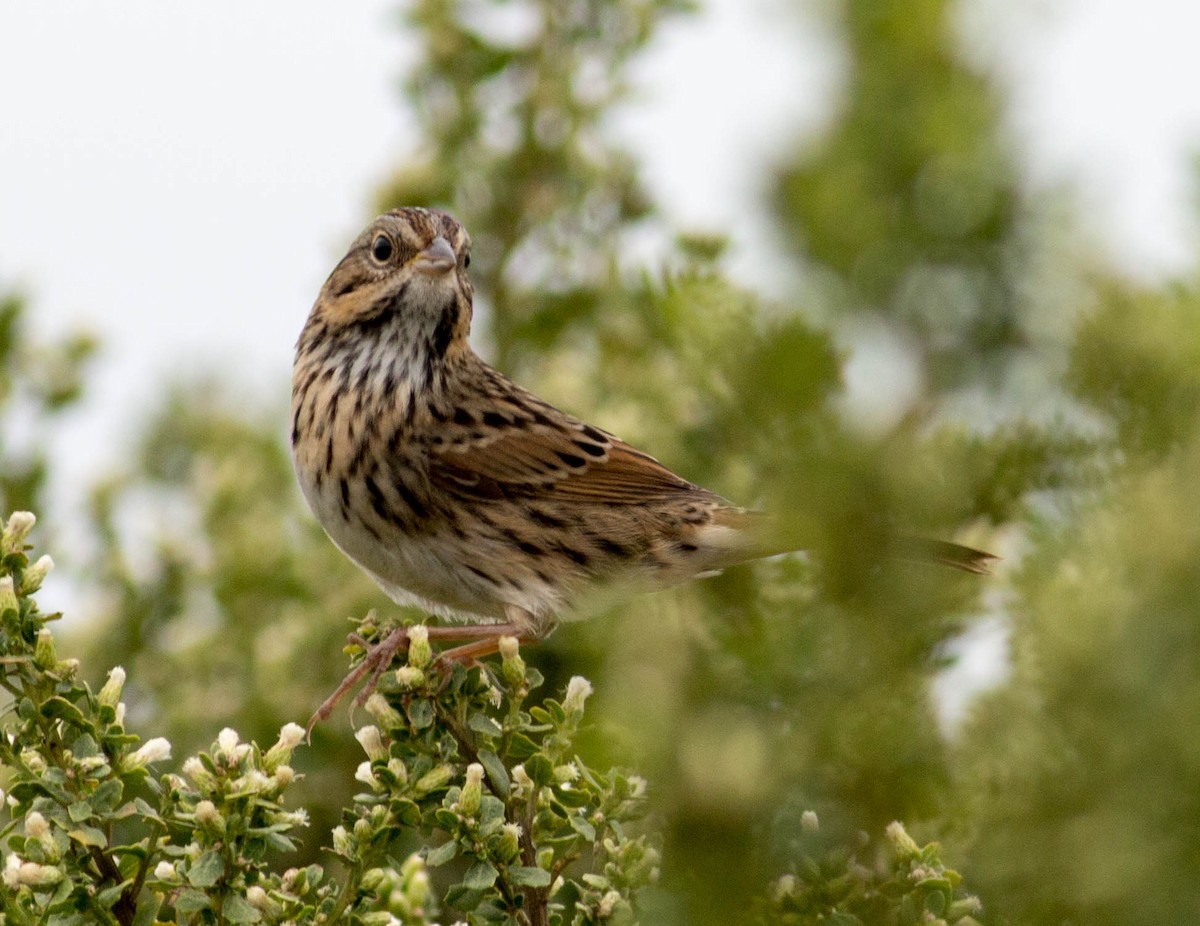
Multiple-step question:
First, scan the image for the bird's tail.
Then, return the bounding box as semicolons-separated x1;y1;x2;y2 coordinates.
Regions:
890;536;998;575
715;508;998;575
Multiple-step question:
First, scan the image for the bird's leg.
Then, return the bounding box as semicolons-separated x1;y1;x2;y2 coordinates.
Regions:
309;612;547;733
427;624;531;665
308;625;410;736
428;607;549;665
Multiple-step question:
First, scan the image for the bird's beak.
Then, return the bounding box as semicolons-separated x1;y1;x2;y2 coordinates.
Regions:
412;236;457;276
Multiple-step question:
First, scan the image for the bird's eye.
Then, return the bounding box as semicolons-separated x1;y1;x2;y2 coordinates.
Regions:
371;235;394;263
464;253;471;269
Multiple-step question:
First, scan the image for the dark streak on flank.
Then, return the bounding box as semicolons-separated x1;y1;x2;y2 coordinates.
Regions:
527;507;568;529
596;537;634;558
558;545;591;568
364;474;389;522
466;564;501;586
393;477;429;521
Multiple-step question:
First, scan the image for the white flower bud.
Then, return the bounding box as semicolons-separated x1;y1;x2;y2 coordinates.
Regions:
24;811;49;839
407;624;432;669
97;666;126;709
556;763;580;784
273;765;296;788
355;725;388;763
3;511;36;553
458;763;484;815
182;756;215;792
0;577;18;615
33;629;56;669
801;810;819;833
21;555;54;594
264;722;305;770
365;693;405;730
20;749;47;774
496;822;522;861
886;821;921;859
598;890;622;917
387;757;408;784
153;861;178;881
498;636;520;660
355;761;378;788
394;666;425;689
124;737;171;771
217;728;241;761
563;676;593;716
10;860;63;887
331;824;352;856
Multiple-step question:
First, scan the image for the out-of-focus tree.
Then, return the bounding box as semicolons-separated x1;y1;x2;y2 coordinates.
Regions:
0;286;95;519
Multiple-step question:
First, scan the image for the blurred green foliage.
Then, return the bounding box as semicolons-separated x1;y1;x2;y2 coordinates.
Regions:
1;0;1199;923
0;286;95;519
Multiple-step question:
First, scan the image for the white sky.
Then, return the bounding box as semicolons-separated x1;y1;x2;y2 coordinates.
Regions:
2;0;1200;503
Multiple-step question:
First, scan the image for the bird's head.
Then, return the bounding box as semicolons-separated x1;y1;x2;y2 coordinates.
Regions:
309;207;474;360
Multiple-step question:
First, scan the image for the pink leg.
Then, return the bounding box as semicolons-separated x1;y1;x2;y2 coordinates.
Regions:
308;625;410;736
308;620;539;734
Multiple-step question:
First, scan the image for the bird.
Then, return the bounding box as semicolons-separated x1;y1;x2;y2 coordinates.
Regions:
291;207;995;725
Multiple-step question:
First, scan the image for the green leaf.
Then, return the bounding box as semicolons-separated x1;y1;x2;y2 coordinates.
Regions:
568;816;596;841
426;840;458;867
443;884;484;909
68;825;107;848
506;732;540;759
525;754;554;786
507;866;552;888
391;797;421;826
132;895;163;926
468;712;503;738
96;883;130;909
188;850;225;888
71;733;99;758
174;889;212;915
463;860;499;890
554;788;591;808
90;779;123;813
408;698;434;730
67;800;93;823
477;749;510;799
40;695;88;727
222;892;262;923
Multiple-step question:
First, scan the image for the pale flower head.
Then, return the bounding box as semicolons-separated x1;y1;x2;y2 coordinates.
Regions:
563;676;593;715
217;728;241;760
24;811;49;839
125;737;171;771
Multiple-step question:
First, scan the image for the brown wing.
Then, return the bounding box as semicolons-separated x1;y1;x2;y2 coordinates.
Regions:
425;378;718;505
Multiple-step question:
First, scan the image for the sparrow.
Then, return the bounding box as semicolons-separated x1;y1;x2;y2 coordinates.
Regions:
291;207;994;724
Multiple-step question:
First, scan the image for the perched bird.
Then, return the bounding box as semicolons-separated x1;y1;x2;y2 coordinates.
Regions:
292;207;994;723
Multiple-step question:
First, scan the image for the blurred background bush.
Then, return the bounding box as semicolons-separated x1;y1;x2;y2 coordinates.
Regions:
4;0;1200;923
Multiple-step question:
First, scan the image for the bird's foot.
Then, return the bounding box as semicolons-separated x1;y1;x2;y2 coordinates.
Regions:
307;625;410;737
